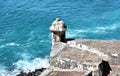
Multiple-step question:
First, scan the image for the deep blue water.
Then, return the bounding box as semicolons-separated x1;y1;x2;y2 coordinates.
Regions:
0;0;120;75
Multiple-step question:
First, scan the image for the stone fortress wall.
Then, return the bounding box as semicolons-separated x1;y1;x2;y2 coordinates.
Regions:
40;18;120;76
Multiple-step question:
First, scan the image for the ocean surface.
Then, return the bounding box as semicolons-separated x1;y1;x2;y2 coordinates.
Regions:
0;0;120;75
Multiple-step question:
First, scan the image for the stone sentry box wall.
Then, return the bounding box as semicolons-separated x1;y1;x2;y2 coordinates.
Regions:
49;18;67;44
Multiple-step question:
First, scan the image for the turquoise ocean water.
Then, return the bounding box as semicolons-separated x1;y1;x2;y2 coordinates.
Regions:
0;0;120;75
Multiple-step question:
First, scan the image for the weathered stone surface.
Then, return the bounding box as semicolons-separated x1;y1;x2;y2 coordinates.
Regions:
47;71;92;76
50;18;66;32
50;42;66;57
74;39;120;54
49;18;67;43
50;39;120;75
57;47;100;62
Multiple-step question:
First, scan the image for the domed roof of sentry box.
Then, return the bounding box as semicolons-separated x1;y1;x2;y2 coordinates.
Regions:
50;18;67;32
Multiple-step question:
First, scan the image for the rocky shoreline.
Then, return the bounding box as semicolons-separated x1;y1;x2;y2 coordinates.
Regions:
16;68;46;76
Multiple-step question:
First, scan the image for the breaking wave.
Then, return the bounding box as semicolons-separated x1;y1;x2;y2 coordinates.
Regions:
0;57;49;76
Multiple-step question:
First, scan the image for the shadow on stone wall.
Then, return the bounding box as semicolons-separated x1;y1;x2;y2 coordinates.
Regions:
65;38;75;43
88;71;92;76
99;60;112;76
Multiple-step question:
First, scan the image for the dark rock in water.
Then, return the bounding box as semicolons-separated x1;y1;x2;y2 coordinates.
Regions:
16;71;27;76
35;71;41;76
27;72;32;76
16;68;46;76
35;68;46;72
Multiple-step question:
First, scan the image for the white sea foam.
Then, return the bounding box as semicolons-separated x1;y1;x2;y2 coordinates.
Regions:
27;31;35;42
0;45;5;48
39;40;50;43
92;28;107;33
96;24;119;30
66;31;76;38
20;53;32;60
0;42;19;48
0;57;50;76
92;23;120;33
66;30;85;38
13;57;49;72
6;42;19;46
74;29;87;33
